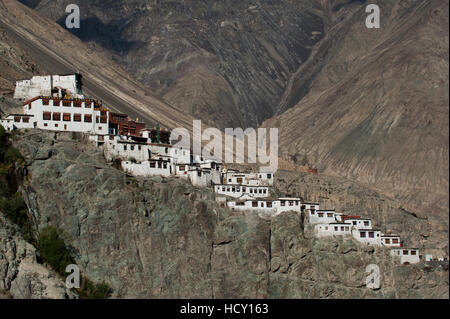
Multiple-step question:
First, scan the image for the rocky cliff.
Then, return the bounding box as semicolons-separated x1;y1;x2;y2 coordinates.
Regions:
1;130;446;298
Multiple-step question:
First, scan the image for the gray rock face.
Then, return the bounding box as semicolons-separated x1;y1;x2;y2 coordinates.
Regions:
0;214;77;299
6;130;448;298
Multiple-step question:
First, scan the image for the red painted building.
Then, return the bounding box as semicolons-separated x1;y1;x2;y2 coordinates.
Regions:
109;112;146;136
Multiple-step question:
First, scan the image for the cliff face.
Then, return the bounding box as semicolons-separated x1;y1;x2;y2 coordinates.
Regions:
2;130;446;298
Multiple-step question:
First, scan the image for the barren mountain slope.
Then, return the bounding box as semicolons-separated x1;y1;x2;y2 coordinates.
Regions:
262;0;449;218
20;0;326;128
0;0;194;130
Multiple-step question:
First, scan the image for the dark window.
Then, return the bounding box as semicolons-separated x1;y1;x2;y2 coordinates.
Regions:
73;114;82;122
385;239;391;244
14;116;21;123
318;213;324;217
403;250;409;255
53;113;61;121
360;232;366;238
43;112;51;121
252;202;258;208
84;115;92;123
53;100;60;107
100;116;107;124
73;101;82;107
369;232;374;238
23;117;29;123
267;202;272;208
392;238;399;244
63;100;72;107
43;100;50;106
364;221;370;226
63;113;71;121
334;227;338;231
411;250;417;255
150;162;156;168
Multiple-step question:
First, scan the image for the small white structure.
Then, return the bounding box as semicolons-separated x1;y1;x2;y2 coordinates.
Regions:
309;210;338;224
188;167;213;187
301;202;320;212
223;170;274;186
344;218;372;230
0;114;34;131
380;235;401;247
390;249;420;264
14;74;84;100
314;222;352;238
352;229;382;246
214;184;269;199
424;254;433;262
227;197;301;216
121;159;171;177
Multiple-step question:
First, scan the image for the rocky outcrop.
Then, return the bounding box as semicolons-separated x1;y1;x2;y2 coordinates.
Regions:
0;213;77;299
4;130;447;298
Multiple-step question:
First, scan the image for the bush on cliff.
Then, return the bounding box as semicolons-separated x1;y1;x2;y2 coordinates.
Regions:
38;225;75;275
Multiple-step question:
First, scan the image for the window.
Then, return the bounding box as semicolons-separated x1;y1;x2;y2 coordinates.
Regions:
340;227;345;231
403;250;409;255
345;227;349;231
43;112;51;121
252;202;258;208
44;123;48;127
14;116;21;123
55;124;58;128
318;213;324;218
23;117;29;123
53;100;60;107
73;101;81;107
138;146;141;151
385;238;391;244
267;202;272;208
327;213;333;218
334;227;338;231
100;116;107;124
73;114;82;122
281;201;286;207
369;232;374;238
364;221;370;227
411;250;417;255
84;115;92;123
353;221;357;225
53;113;61;121
85;102;92;108
267;174;272;179
197;171;202;177
63;113;71;121
124;145;127;151
63;100;71;107
131;146;135;151
43;100;50;106
150;162;156;168
360;232;366;238
392;238;399;244
242;187;246;192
